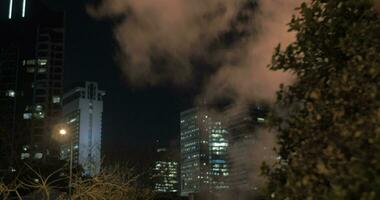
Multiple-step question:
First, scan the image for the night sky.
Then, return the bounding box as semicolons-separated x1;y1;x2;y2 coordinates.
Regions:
54;0;196;164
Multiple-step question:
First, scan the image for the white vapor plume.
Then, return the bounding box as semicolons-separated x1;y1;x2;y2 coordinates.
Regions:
88;0;246;86
203;0;300;104
88;0;301;103
89;0;303;197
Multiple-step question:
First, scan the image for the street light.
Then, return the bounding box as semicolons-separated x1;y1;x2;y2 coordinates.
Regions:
59;129;67;135
58;128;73;200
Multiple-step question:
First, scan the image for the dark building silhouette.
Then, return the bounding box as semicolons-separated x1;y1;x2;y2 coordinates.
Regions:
0;0;64;170
225;104;268;196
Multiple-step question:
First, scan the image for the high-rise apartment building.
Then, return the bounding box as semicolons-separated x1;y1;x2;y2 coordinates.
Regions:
0;0;64;169
61;82;105;176
180;107;229;197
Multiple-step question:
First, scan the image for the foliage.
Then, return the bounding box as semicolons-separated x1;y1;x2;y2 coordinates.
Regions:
0;164;154;200
65;165;154;200
264;0;380;199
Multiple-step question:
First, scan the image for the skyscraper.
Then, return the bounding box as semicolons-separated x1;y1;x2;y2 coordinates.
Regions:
180;107;229;197
152;146;179;193
0;0;64;169
225;104;268;194
61;82;105;176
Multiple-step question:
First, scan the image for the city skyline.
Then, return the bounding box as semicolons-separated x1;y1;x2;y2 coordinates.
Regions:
1;0;378;199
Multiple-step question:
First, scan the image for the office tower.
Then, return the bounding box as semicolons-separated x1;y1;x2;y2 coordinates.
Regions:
0;0;64;169
225;104;268;193
152;146;179;193
180;108;229;197
61;82;105;176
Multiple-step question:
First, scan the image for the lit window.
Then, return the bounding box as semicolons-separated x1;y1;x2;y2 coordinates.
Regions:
257;117;265;123
23;113;32;119
38;59;48;66
21;153;30;160
34;153;43;159
52;96;61;104
35;105;43;111
69;118;77;123
6;90;15;97
23;145;29;151
38;68;47;73
34;112;45;119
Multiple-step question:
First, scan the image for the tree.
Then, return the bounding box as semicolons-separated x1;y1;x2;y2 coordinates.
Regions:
0;164;154;200
65;165;154;200
264;0;380;199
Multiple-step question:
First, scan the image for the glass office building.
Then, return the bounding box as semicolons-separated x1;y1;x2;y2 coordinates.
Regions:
180;107;229;196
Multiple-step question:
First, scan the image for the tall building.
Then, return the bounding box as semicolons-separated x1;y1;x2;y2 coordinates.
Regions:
0;0;64;169
225;104;268;194
180;107;229;197
61;82;105;176
152;145;179;193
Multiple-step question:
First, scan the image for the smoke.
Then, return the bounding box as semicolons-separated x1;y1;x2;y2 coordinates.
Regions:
88;0;246;86
249;129;277;193
203;0;299;104
88;0;303;197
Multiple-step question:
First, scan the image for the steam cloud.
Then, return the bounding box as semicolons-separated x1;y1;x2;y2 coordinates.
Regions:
88;0;245;86
89;0;303;196
88;0;300;102
203;0;300;104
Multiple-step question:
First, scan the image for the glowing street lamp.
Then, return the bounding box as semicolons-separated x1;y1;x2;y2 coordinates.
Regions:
59;129;67;135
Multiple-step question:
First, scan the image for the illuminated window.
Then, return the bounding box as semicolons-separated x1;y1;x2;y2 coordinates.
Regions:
34;153;43;159
52;96;61;104
38;59;48;66
21;153;30;160
6;90;15;97
69;118;77;123
35;105;43;111
23;113;32;119
34;111;45;119
257;117;265;123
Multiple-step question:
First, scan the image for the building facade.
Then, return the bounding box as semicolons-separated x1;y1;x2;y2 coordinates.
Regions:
0;0;64;169
152;146;179;193
225;104;267;194
180;107;229;197
61;82;105;176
